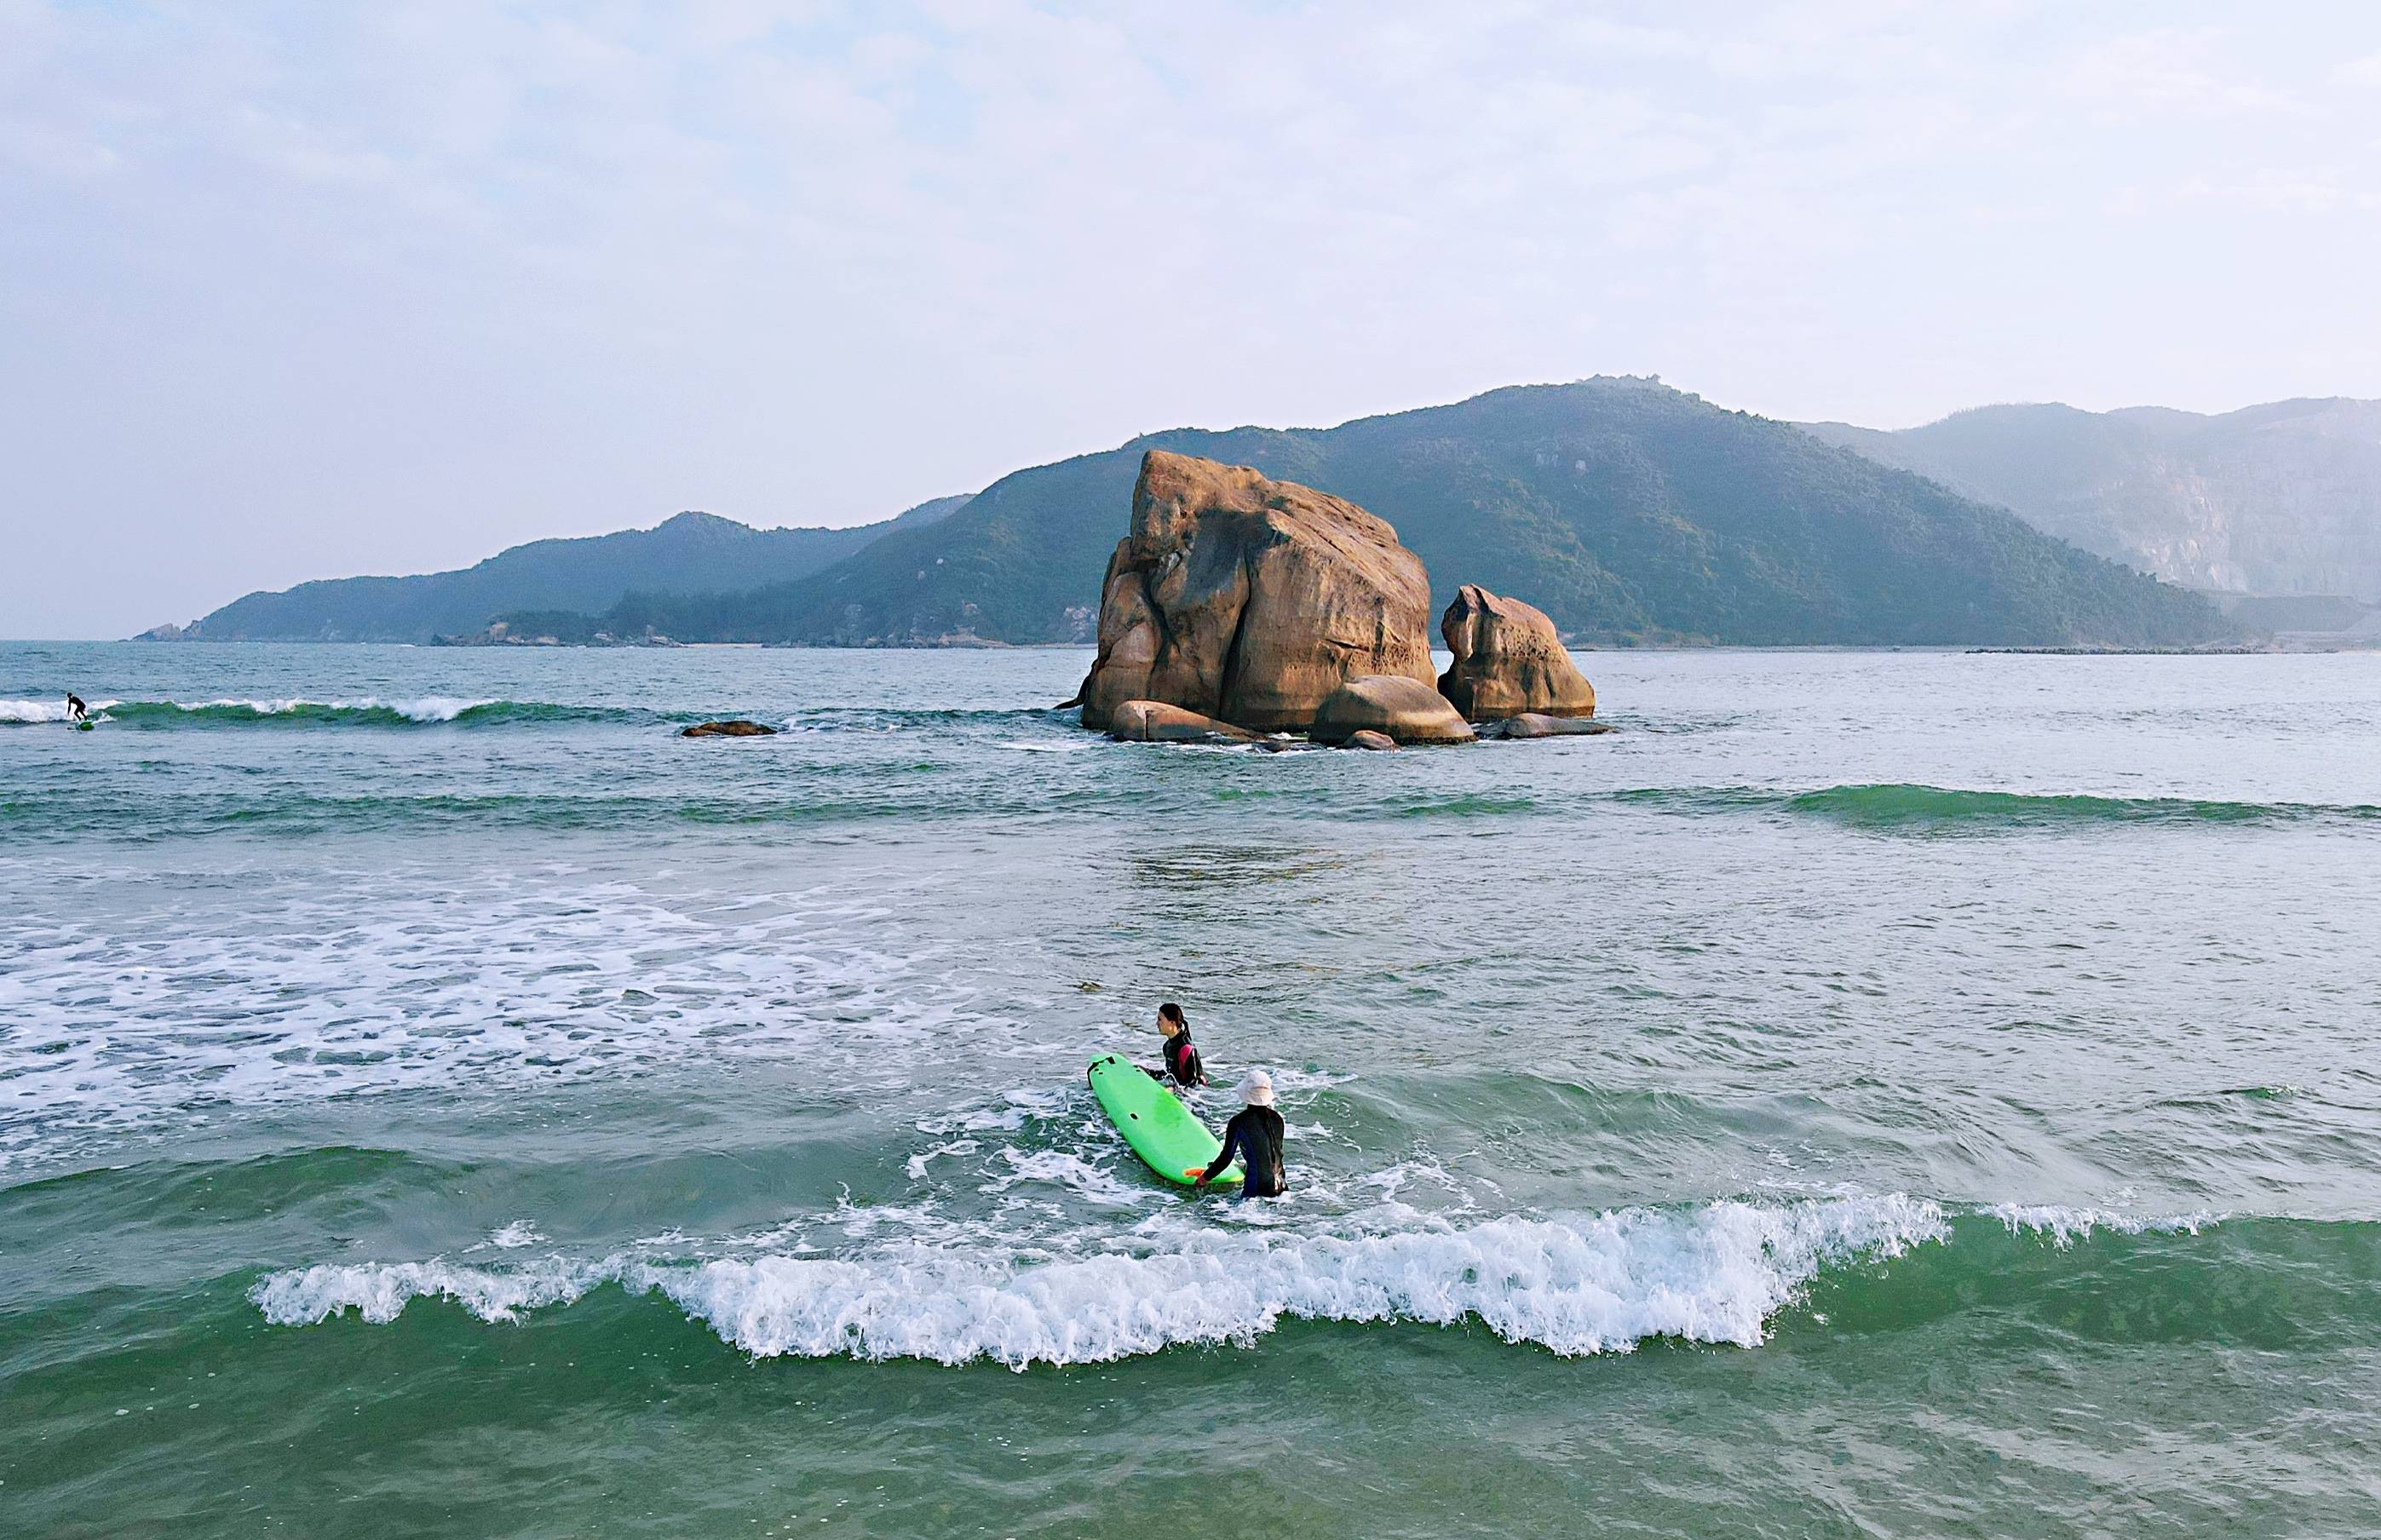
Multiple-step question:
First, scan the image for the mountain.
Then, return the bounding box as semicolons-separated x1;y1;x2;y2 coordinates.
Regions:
1803;399;2381;601
581;378;2230;648
158;496;972;642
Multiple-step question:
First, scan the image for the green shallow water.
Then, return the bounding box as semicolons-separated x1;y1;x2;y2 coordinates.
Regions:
4;643;2381;1537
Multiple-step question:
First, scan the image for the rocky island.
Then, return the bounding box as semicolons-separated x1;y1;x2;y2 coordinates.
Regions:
1074;451;1602;747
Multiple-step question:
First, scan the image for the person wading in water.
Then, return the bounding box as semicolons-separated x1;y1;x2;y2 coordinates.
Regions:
1194;1070;1285;1199
1142;1002;1207;1089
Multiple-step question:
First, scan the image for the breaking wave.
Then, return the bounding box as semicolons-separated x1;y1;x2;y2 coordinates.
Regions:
2;698;1078;733
255;1195;1960;1368
0;698;112;724
101;697;645;727
244;1200;2359;1372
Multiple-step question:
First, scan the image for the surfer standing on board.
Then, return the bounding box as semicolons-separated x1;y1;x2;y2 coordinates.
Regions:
1142;1002;1207;1089
1194;1071;1285;1199
66;693;87;723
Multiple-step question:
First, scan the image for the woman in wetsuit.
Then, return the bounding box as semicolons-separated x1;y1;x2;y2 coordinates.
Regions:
1194;1070;1285;1198
1143;1001;1206;1089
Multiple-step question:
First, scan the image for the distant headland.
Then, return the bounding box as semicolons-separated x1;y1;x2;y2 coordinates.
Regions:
146;376;2381;652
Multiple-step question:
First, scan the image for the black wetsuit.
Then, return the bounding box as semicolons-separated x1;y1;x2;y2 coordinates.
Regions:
1146;1030;1204;1088
66;694;86;722
1203;1105;1285;1198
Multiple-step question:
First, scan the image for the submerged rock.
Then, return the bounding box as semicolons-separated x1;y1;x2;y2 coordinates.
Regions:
681;719;778;738
1481;713;1617;739
1309;675;1476;746
1074;451;1436;733
1105;699;1264;744
1436;583;1596;721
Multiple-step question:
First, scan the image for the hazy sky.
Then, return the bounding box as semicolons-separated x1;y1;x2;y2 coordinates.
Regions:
6;3;2379;638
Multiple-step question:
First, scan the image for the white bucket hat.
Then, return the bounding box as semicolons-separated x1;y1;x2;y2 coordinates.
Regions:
1239;1069;1275;1107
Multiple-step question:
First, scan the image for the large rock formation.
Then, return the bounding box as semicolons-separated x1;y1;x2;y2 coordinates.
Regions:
1075;451;1437;733
1435;584;1597;721
1309;675;1477;745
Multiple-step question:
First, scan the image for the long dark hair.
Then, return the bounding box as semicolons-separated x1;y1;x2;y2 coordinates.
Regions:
1159;1002;1186;1031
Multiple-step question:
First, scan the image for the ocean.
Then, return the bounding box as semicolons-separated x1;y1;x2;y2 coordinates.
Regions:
3;641;2378;1537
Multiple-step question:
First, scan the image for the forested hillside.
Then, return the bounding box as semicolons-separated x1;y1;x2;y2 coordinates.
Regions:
581;379;2230;648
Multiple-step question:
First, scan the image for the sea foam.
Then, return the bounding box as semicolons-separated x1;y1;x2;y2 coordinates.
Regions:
0;869;944;1165
130;696;498;722
1986;1204;2217;1244
3;696;572;727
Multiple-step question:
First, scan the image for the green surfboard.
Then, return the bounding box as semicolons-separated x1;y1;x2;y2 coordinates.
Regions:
1088;1053;1241;1188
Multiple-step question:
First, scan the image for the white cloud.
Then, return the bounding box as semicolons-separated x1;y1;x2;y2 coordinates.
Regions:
3;0;2380;636
2061;26;2303;118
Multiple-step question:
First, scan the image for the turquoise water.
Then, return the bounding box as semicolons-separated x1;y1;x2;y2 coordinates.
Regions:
4;642;2380;1537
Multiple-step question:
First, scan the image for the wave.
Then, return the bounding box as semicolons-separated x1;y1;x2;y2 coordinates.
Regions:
1979;1203;2216;1243
252;1195;1952;1368
2;698;1076;733
22;779;2361;843
1614;783;2381;831
1388;793;1539;819
0;698;112;724
99;697;653;728
0;789;949;840
0;696;657;727
247;1199;2360;1370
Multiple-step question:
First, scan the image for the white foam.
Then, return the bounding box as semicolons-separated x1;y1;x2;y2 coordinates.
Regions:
0;695;502;722
905;1138;980;1181
250;1194;1951;1370
1986;1204;2218;1245
0;868;957;1164
191;698;327;715
168;696;497;721
253;1253;612;1325
0;698;117;723
915;1086;1073;1138
984;1147;1146;1207
388;696;494;722
471;1221;548;1250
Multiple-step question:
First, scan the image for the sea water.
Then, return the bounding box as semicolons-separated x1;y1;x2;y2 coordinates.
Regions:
3;642;2378;1536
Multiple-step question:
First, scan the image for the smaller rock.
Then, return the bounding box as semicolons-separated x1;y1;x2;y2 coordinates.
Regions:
681;719;779;738
1344;729;1400;751
1438;584;1597;721
1106;699;1264;744
1482;713;1617;740
1309;675;1477;745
